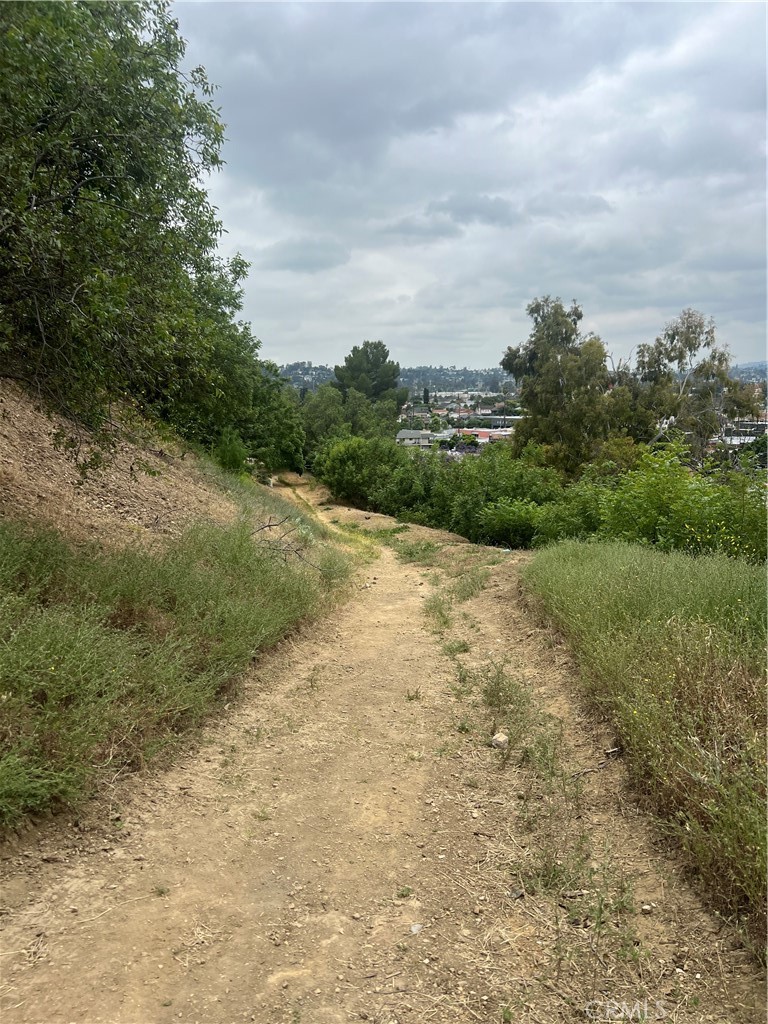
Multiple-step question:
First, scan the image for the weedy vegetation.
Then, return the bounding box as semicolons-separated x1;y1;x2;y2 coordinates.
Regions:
423;592;453;633
0;485;351;828
440;647;649;1000
522;539;766;953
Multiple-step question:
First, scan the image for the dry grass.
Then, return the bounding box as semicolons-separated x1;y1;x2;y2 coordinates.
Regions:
522;540;766;955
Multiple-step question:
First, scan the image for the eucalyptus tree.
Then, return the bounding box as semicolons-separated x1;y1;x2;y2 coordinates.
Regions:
634;309;757;455
501;297;612;473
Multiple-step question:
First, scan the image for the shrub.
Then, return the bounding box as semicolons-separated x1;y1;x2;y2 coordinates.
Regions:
476;443;564;505
315;436;405;508
214;428;250;474
601;445;766;561
533;482;604;545
477;498;539;548
369;462;428;518
0;503;350;826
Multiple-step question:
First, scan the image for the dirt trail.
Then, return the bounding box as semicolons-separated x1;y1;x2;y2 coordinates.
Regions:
0;488;764;1023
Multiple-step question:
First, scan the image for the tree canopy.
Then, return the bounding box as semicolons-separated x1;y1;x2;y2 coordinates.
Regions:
0;0;303;474
501;297;612;472
633;309;756;455
501;298;757;473
333;340;407;408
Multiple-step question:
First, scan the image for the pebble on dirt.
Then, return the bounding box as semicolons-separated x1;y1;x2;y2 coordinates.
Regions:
491;732;509;751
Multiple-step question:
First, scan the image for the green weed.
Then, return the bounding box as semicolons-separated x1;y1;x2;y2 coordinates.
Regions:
523;539;767;951
448;566;491;603
479;660;533;742
442;638;471;656
424;592;452;632
449;662;475;700
389;538;442;565
0;503;351;827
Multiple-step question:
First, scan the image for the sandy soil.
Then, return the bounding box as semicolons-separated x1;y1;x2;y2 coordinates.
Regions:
0;475;764;1023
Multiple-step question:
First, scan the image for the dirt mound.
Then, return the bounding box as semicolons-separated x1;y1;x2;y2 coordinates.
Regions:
290;477;471;547
0;380;236;548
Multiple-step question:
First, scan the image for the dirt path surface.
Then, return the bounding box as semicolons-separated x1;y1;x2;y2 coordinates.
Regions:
0;486;764;1024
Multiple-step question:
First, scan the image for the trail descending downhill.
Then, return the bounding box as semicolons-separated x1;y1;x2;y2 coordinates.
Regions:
0;484;764;1024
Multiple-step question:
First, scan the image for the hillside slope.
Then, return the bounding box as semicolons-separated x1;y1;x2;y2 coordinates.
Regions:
0;381;236;548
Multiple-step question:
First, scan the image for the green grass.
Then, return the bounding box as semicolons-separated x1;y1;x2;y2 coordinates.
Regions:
388;538;443;565
442;638;470;656
367;525;410;539
0;496;351;827
522;539;766;952
448;566;490;603
423;592;452;632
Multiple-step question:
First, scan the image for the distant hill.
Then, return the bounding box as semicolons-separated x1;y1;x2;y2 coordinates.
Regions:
281;359;766;394
280;362;515;395
731;362;767;381
396;365;515;393
279;361;335;390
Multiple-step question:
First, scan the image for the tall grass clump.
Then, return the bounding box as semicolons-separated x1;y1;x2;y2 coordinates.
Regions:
522;540;766;952
0;510;350;828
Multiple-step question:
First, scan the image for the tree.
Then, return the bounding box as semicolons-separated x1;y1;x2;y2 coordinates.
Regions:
301;384;350;461
241;362;305;474
633;309;757;456
300;381;400;466
423;387;430;406
333;341;407;408
501;297;612;473
0;1;257;457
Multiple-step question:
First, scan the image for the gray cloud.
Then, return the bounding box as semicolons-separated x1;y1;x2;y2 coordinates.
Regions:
525;193;612;220
380;215;464;244
427;194;523;228
175;1;766;366
255;237;350;274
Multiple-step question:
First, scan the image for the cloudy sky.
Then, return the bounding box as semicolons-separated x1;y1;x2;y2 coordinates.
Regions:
175;2;766;369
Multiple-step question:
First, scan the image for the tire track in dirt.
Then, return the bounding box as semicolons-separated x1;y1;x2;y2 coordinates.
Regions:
0;489;764;1024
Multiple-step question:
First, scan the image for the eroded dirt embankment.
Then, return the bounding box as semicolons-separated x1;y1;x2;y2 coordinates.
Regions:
0;381;236;547
0;395;763;1023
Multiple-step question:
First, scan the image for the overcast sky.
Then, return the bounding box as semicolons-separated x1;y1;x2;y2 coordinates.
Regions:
175;1;766;369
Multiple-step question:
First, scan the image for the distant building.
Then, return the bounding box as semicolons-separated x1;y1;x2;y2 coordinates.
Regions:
395;429;436;450
456;428;514;445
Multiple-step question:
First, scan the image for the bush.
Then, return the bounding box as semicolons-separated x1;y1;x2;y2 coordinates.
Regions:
316;436;406;508
473;443;564;505
533;481;604;545
369;462;429;518
477;498;539;548
601;445;766;561
213;428;250;473
317;435;765;562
